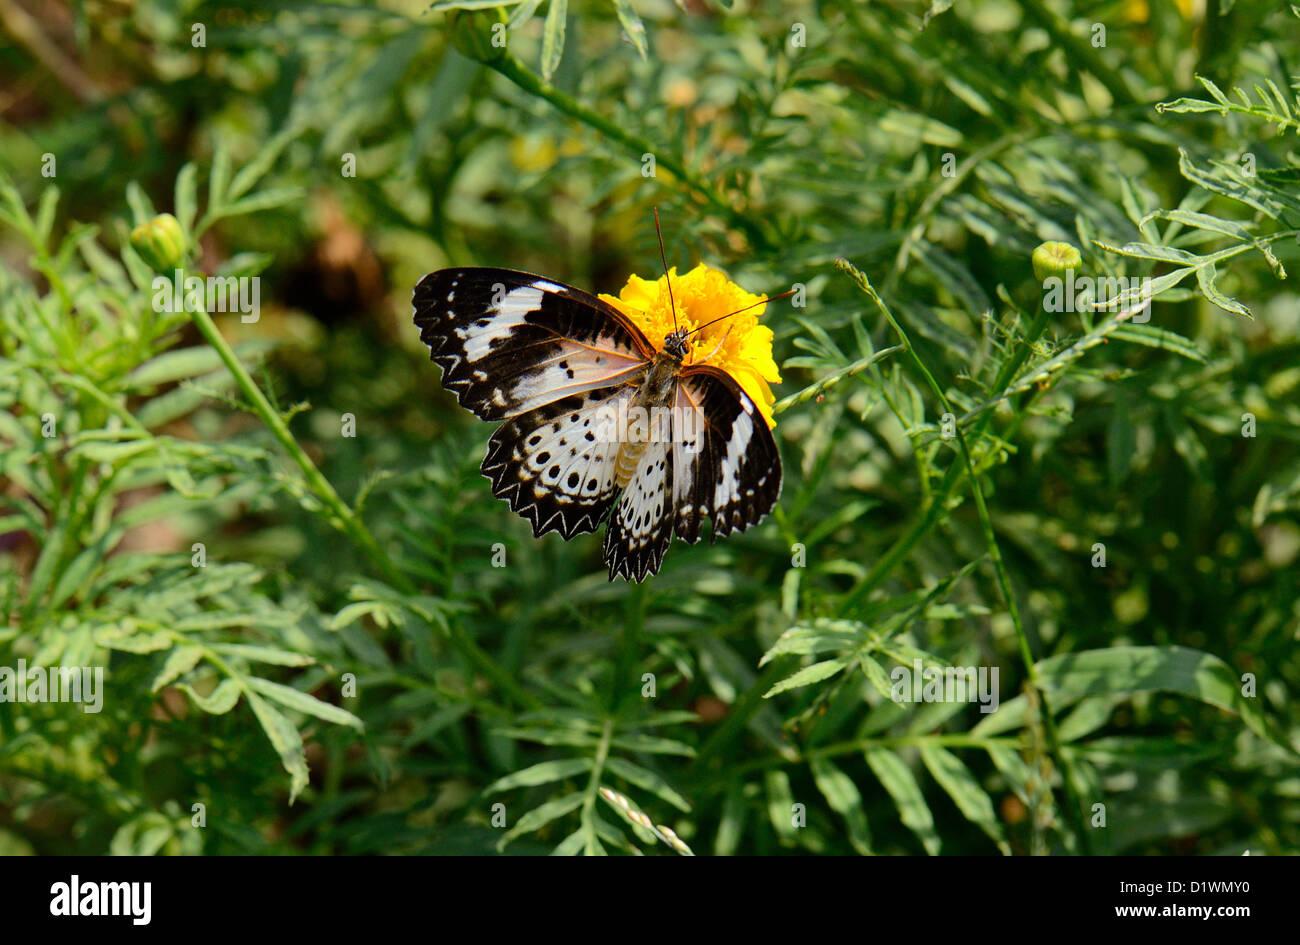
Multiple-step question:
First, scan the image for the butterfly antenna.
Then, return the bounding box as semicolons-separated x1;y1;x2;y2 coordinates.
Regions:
653;206;679;334
687;287;798;338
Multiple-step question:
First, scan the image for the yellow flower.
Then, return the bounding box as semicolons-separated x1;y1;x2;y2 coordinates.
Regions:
600;263;782;428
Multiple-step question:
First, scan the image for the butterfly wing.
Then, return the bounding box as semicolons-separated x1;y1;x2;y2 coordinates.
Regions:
602;364;782;582
414;267;783;579
603;438;675;583
413;268;654;420
670;364;782;545
483;384;635;539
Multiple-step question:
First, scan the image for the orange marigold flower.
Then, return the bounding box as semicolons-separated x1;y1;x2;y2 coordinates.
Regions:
600;264;783;427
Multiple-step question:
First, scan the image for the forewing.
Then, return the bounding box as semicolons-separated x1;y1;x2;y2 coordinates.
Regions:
672;365;781;543
413;268;653;420
483;384;635;540
604;440;674;583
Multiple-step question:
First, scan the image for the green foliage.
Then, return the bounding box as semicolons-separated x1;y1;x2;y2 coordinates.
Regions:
2;0;1299;856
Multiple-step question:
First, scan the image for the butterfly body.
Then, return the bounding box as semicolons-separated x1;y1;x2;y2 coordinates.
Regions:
613;330;687;489
413;267;781;582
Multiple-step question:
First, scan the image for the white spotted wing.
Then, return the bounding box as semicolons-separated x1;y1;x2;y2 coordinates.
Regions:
413;268;782;581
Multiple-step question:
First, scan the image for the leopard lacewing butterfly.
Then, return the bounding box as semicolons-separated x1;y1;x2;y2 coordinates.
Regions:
412;217;784;581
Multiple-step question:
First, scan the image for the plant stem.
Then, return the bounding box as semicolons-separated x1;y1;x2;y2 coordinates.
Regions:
186;302;540;710
580;718;615;853
835;257;1092;852
840;296;1053;614
188;307;399;583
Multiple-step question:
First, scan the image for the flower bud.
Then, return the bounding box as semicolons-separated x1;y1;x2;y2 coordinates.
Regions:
1032;241;1082;282
451;10;508;64
130;213;186;272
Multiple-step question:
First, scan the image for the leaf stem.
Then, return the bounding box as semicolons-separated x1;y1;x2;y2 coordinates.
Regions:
580;718;615;854
185;301;540;710
835;257;1093;853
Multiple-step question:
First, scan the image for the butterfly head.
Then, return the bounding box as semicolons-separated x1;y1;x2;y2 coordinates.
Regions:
662;327;691;362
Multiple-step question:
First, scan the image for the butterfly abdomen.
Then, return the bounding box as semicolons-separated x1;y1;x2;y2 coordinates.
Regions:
613;441;645;490
614;349;682;489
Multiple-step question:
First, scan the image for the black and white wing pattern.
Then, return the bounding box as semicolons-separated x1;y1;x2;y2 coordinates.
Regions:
670;365;782;546
415;267;652;544
413;267;783;583
413;268;653;420
482;384;635;540
604;439;675;582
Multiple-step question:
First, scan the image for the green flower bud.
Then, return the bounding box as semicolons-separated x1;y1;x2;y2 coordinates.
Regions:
451;10;508;64
130;213;186;272
1032;241;1082;282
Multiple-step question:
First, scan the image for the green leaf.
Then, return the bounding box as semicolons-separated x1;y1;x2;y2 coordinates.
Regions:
174;162;198;234
859;654;897;701
809;756;872;854
34;186;59;245
179;678;242;714
125;182;156;227
1156;97;1232;115
764;658;851;697
1039;646;1290;751
151;645;205;691
49;530;118;610
609;732;695;756
247;677;364;731
215;187;304;220
604;757;690;812
1057;694;1125;742
208;144;232;211
1143;209;1254;242
878;109;962;148
540;0;568;82
1093;240;1201;266
977;646;1293;753
430;0;525;8
865;748;941;855
610;0;647;59
765;770;798;843
100;631;174;654
508;0;545;28
760;625;858;665
1195;262;1251;318
501;792;586;847
227;127;298;202
1111;325;1208;363
1107;394;1135;485
986;745;1035;808
716;781;746;856
550;826;588;855
210;643;316;667
128;346;226;388
919;744;1010;855
485;758;592;793
921;0;954;29
245;690;310;801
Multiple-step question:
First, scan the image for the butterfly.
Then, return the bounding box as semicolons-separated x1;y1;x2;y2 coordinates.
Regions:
412;231;784;582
